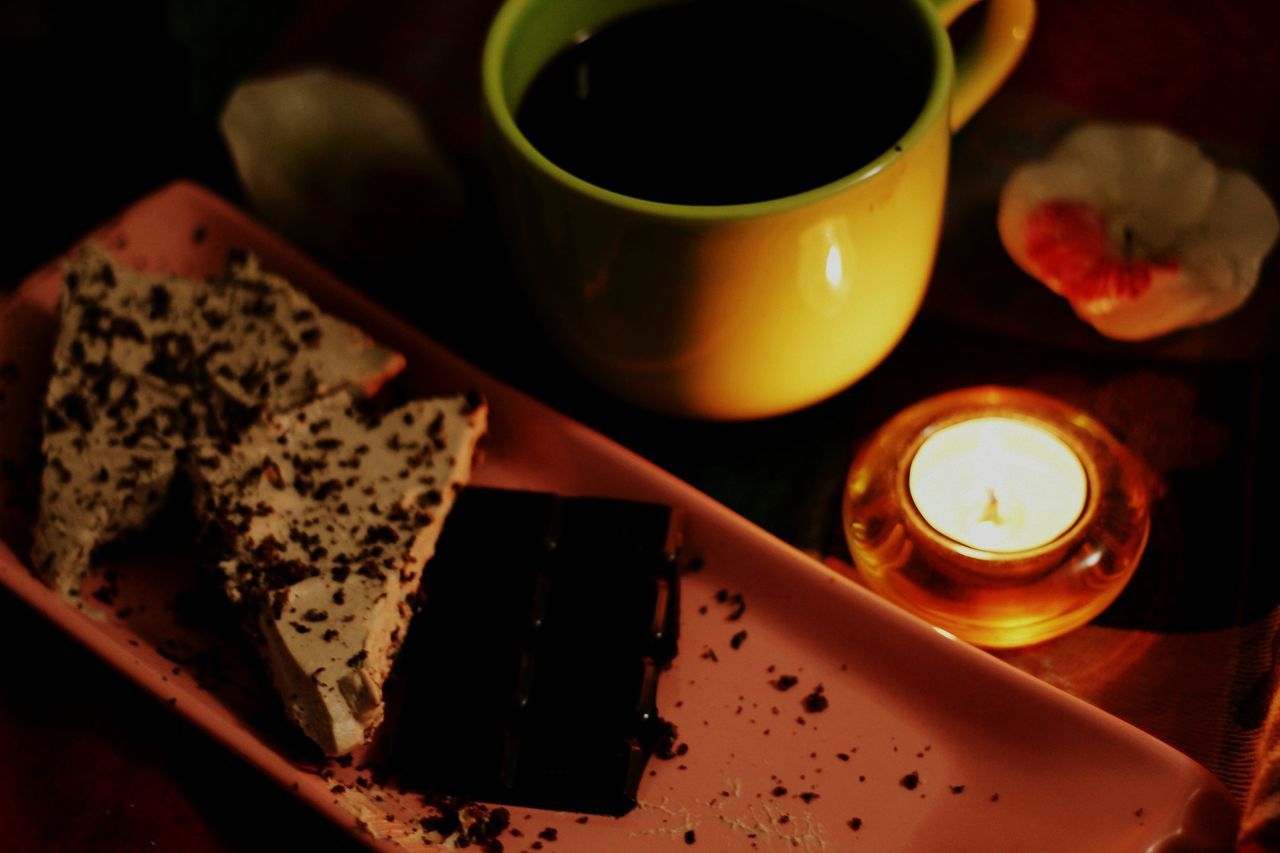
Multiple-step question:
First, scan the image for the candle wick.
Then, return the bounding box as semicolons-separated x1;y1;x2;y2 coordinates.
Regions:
979;489;1004;526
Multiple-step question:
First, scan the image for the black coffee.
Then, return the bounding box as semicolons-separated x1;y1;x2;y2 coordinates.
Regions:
515;0;928;206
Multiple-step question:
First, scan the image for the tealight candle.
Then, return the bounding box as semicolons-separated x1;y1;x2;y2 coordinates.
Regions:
843;387;1150;648
908;417;1087;554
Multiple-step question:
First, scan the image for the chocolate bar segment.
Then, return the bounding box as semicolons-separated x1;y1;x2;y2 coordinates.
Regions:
393;487;681;815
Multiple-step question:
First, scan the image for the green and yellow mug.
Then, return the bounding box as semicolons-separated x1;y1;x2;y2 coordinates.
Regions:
483;0;1035;419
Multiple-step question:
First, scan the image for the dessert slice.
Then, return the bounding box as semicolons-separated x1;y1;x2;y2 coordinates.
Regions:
191;390;487;756
32;243;404;594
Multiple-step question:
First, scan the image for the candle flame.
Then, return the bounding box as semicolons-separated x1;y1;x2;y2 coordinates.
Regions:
966;423;1021;549
974;422;1009;497
978;489;1004;526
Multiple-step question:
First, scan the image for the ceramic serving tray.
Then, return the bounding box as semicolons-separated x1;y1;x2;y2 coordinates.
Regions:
0;182;1238;851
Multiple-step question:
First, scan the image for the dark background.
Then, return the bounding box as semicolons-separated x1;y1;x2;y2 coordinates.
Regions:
1;0;1278;849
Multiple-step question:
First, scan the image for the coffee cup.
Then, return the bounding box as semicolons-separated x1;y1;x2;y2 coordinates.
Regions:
483;0;1035;419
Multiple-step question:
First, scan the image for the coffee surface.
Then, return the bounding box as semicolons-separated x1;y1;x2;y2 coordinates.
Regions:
515;1;927;205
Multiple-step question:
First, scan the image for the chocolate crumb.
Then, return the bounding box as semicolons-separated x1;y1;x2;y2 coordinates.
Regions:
538;827;557;841
462;389;485;415
799;792;819;803
654;719;683;760
1135;807;1144;817
848;818;862;831
772;675;799;691
801;686;829;713
990;793;1000;802
950;785;966;794
900;772;920;790
836;753;849;761
684;829;696;844
730;630;747;649
772;786;788;797
575;816;588;824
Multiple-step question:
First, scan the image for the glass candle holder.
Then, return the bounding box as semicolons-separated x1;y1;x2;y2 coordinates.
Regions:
843;386;1151;648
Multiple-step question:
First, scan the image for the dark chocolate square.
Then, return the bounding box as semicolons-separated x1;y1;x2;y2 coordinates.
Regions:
393;487;681;815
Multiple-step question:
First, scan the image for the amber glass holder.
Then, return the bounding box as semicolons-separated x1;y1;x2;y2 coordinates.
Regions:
843;386;1151;648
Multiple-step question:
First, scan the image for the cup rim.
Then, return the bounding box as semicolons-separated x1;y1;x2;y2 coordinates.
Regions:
482;0;955;221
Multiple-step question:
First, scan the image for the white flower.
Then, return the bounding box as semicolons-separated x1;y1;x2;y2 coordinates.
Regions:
998;123;1278;340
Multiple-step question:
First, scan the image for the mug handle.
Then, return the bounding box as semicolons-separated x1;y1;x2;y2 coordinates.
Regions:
931;0;1036;130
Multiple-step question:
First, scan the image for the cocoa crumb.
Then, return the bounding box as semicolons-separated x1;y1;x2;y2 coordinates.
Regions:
730;630;747;649
654;719;684;760
771;675;798;691
900;772;919;790
801;685;828;713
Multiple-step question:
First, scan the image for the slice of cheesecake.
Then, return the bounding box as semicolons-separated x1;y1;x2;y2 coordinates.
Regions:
190;390;487;756
32;243;405;594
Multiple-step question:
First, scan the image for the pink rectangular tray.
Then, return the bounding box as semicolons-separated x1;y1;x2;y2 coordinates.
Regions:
0;182;1238;851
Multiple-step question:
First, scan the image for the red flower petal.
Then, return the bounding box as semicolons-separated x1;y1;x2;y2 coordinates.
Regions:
1024;200;1177;303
